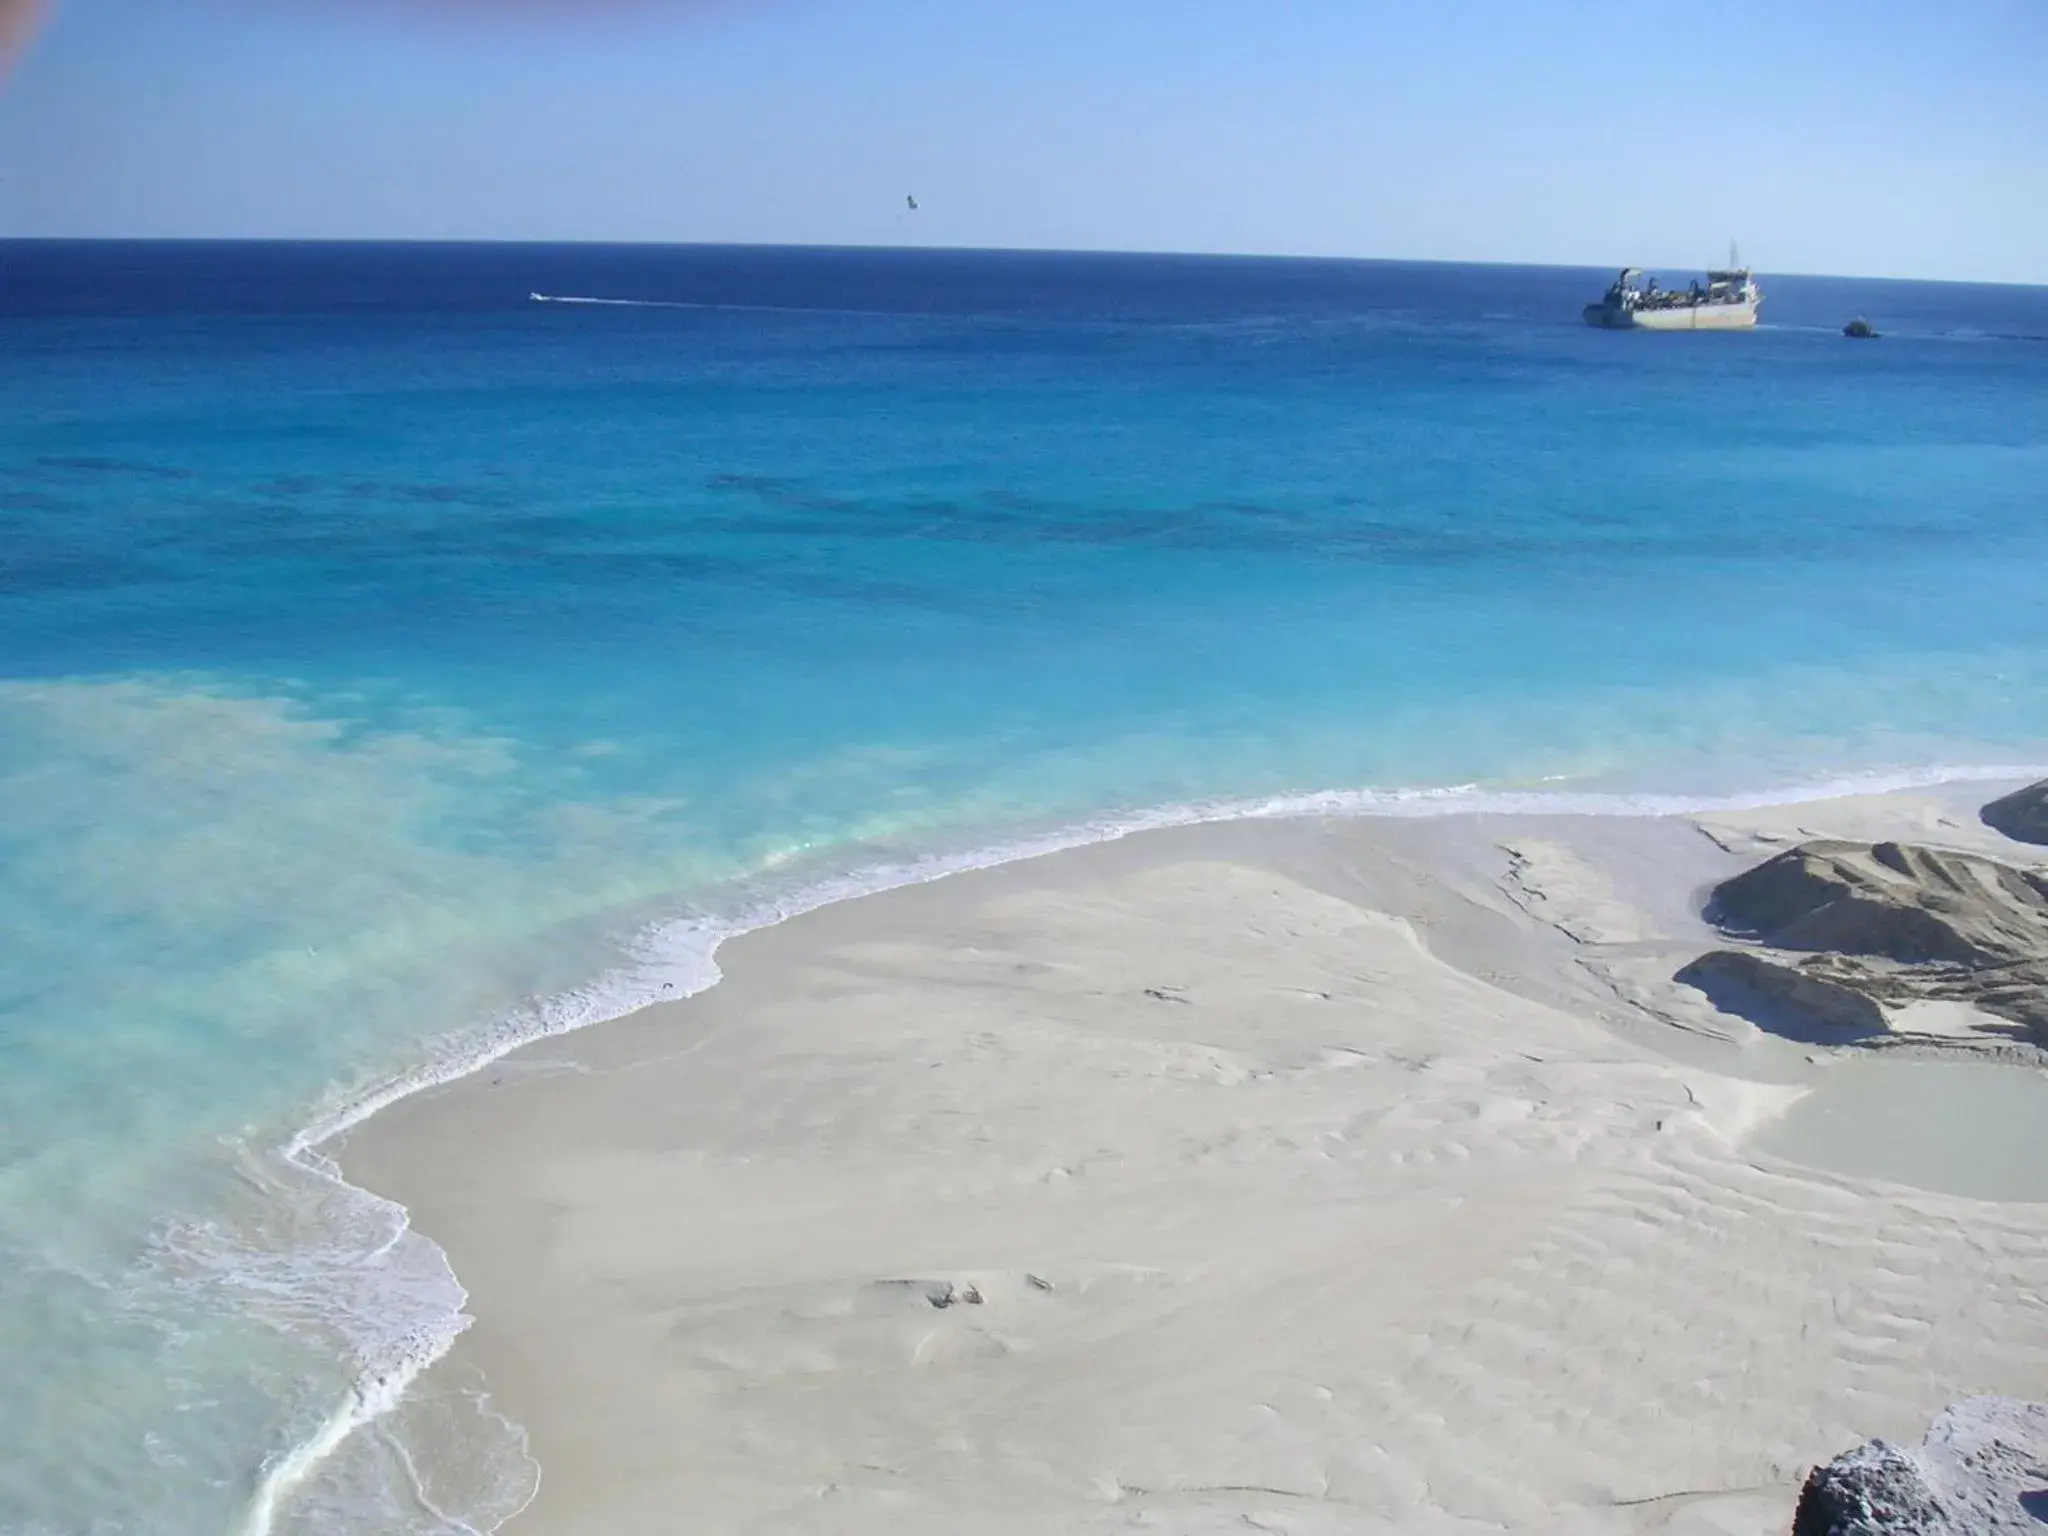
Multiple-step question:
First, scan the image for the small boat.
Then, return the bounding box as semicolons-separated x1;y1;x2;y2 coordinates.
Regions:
1843;317;1879;339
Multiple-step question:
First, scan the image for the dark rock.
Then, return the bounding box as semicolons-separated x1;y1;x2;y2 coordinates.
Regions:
1677;949;1887;1038
1793;1438;1945;1535
1708;840;2048;967
1983;780;2048;847
1792;1397;2048;1534
1692;840;2048;1047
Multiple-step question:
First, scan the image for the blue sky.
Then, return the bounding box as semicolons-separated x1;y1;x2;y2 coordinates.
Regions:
2;0;2043;281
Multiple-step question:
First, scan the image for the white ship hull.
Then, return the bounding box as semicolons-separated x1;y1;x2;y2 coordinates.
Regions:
1583;297;1759;330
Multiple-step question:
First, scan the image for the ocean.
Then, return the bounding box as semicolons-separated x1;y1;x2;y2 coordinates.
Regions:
3;241;2046;1533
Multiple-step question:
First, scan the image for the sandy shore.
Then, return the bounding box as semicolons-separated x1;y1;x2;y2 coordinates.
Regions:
342;785;2048;1535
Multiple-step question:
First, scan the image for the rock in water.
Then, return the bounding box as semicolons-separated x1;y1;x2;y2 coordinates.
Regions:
1792;1397;2048;1534
1983;779;2048;847
1687;840;2048;1045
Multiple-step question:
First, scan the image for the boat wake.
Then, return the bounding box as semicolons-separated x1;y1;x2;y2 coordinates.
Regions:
526;291;929;321
528;292;696;309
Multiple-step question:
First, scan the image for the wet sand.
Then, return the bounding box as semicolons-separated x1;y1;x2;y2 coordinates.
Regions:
342;785;2048;1535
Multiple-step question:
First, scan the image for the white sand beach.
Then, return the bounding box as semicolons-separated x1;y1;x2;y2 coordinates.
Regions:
341;786;2048;1535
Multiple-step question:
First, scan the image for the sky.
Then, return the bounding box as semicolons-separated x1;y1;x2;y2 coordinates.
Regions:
1;0;2044;282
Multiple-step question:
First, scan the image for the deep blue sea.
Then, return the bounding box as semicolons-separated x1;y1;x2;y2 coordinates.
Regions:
3;241;2047;1533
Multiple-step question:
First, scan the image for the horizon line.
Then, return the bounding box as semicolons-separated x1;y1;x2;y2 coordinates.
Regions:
2;235;2042;290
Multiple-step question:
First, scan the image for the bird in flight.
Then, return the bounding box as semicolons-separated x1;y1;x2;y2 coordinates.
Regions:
906;195;919;212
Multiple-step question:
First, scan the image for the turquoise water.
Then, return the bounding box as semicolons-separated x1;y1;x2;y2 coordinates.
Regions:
3;243;2048;1532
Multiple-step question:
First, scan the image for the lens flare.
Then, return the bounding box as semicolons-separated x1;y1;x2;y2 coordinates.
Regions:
0;0;47;71
1;0;742;76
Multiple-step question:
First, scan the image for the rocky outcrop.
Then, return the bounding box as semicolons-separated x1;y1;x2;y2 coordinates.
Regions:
1982;779;2048;847
1792;1396;2048;1534
1674;949;1886;1037
1685;839;2048;1046
1709;840;2048;966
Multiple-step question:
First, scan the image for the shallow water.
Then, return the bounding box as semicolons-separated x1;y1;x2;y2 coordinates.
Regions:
3;244;2048;1532
1757;1059;2048;1205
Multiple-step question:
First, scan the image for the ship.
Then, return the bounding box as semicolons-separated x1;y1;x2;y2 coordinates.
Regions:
1583;245;1761;330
